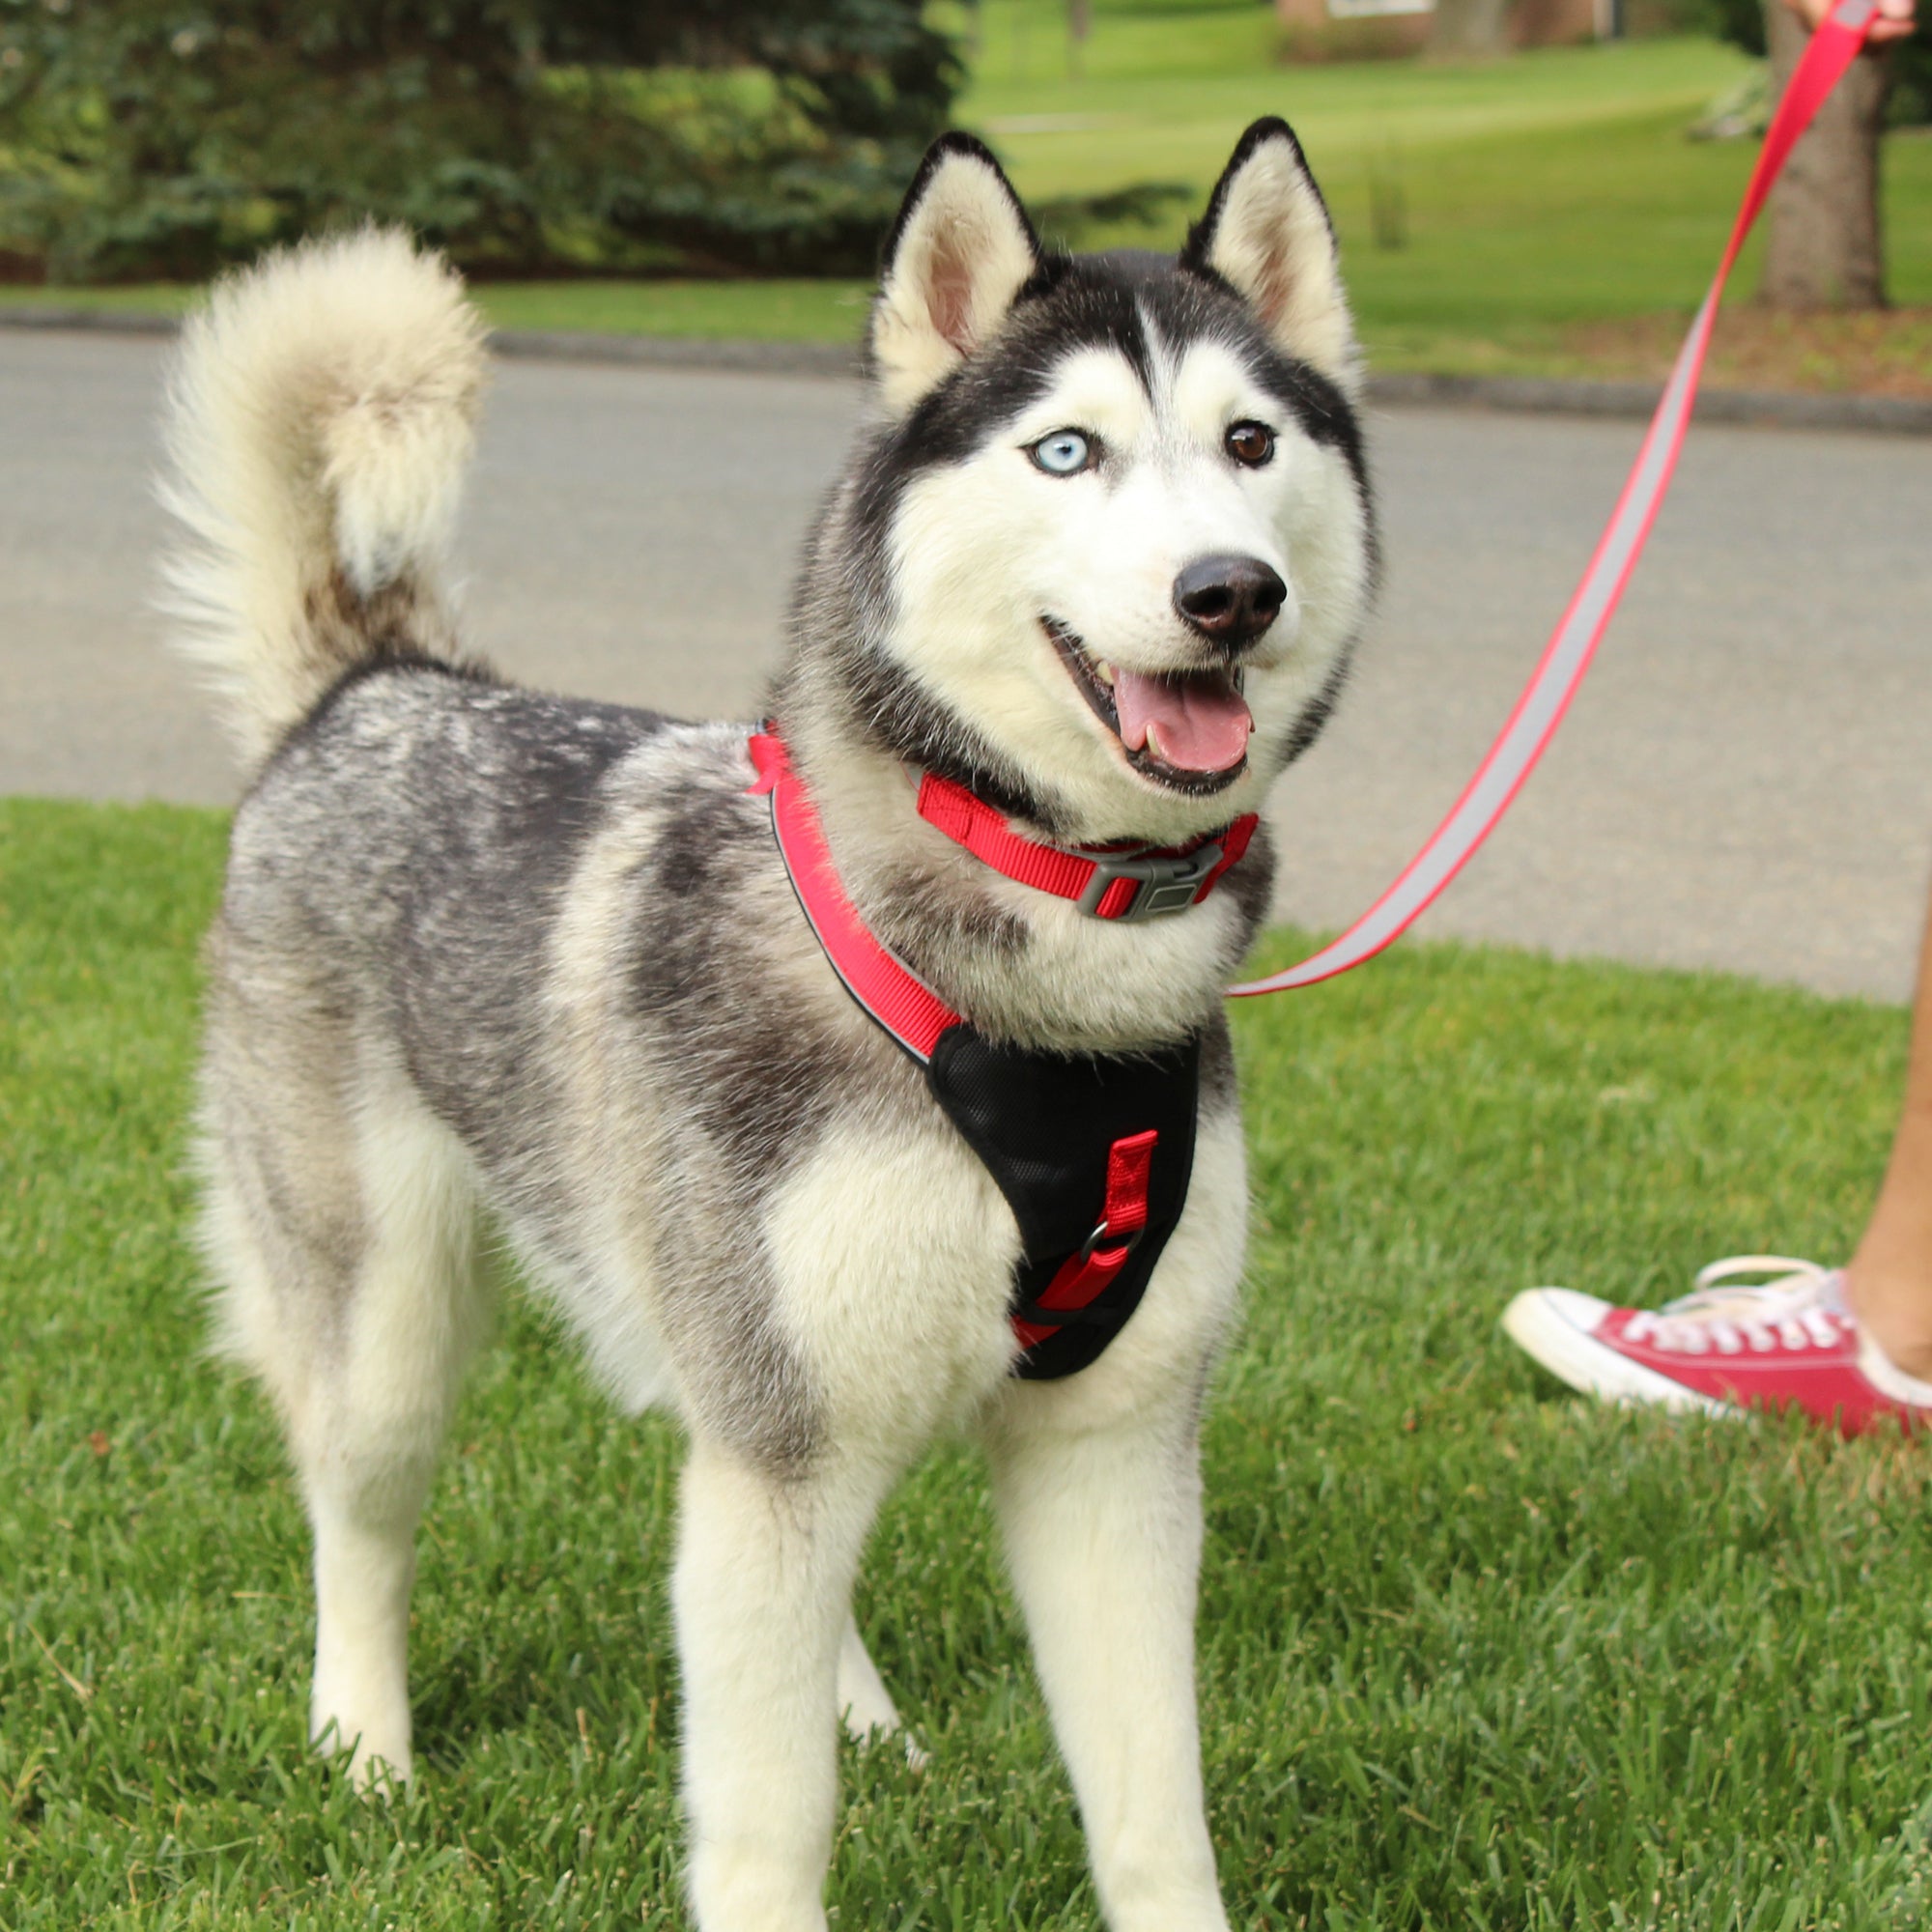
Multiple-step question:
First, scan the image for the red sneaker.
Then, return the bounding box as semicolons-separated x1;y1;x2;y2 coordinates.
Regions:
1503;1257;1932;1436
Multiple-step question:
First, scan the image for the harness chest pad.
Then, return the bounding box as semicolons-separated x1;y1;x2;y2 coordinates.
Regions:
924;1025;1201;1380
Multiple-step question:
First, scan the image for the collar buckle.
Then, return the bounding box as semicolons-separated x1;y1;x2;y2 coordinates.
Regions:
1075;840;1224;923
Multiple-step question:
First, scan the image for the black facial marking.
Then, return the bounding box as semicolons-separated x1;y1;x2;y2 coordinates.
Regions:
818;244;1374;799
1237;336;1370;496
852;248;1369;570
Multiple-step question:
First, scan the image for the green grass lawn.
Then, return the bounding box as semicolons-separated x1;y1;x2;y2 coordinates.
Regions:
0;275;874;345
7;14;1931;389
955;14;1932;374
5;796;1932;1927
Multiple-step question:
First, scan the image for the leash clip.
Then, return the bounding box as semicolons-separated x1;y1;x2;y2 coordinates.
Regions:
1075;840;1224;922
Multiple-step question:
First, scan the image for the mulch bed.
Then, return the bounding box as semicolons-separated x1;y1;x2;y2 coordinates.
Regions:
1564;305;1932;397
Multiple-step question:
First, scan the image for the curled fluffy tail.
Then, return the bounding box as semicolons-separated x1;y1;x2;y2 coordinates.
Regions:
160;228;489;773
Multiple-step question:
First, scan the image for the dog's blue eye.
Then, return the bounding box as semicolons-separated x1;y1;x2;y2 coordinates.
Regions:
1029;430;1093;477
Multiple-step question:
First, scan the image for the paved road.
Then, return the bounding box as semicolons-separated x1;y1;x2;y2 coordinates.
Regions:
5;330;1930;1001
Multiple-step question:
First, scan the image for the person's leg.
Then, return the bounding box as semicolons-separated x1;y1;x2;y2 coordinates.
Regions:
1845;893;1932;1379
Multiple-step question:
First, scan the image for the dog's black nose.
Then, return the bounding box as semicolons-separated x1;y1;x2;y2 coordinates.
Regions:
1172;554;1287;650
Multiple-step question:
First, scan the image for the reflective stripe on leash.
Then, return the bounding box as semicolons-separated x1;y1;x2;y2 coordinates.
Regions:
1228;0;1879;998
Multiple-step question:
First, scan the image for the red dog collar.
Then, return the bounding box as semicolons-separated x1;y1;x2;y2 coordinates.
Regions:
912;768;1256;923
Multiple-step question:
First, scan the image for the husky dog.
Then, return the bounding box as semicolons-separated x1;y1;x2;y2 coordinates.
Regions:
165;121;1374;1931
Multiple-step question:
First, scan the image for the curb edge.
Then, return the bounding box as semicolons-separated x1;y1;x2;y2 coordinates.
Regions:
6;306;1929;435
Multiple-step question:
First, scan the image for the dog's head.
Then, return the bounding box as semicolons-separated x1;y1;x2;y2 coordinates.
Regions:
810;121;1376;847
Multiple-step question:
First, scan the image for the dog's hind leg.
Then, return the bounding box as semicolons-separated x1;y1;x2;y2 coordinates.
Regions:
303;1089;484;1787
199;1022;486;1788
836;1613;905;1746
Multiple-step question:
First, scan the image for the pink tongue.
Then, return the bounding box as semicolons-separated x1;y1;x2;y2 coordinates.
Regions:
1112;668;1253;773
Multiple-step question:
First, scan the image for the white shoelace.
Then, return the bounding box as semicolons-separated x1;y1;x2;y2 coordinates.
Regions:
1623;1256;1849;1357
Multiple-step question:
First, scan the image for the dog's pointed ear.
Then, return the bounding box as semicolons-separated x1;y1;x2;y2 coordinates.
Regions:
870;133;1043;415
1181;119;1357;393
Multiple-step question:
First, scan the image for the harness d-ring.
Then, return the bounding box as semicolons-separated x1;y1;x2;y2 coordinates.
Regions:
1080;1218;1145;1263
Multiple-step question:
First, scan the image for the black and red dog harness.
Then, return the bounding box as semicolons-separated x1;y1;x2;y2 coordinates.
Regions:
748;730;1255;1380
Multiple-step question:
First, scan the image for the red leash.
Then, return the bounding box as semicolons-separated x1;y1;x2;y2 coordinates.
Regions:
1231;0;1880;996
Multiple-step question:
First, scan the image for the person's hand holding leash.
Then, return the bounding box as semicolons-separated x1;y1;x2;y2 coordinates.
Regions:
1788;0;1915;40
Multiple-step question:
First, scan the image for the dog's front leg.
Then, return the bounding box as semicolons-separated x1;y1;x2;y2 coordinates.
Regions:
673;1436;888;1931
984;1398;1229;1932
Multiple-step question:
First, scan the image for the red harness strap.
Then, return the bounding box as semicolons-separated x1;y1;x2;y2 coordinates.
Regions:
1010;1128;1157;1350
748;729;960;1061
747;729;1180;1367
915;771;1257;923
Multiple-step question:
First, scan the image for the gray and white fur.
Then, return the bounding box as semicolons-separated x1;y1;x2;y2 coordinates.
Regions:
166;124;1376;1932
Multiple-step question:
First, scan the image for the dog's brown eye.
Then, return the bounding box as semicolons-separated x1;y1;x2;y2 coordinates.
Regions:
1226;421;1274;468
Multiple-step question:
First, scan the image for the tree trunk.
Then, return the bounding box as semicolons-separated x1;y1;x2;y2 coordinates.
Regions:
1760;0;1890;309
1429;0;1514;56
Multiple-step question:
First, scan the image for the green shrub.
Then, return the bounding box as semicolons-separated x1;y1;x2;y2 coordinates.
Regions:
0;0;959;281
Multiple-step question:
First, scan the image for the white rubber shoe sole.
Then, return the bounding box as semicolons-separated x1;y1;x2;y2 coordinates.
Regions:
1502;1288;1739;1420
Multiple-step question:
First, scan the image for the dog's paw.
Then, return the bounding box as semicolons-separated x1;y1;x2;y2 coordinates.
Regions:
311;1706;413;1792
837;1617;913;1752
840;1705;930;1773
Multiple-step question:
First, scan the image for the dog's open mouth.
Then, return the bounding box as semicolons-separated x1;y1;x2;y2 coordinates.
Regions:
1044;616;1251;792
